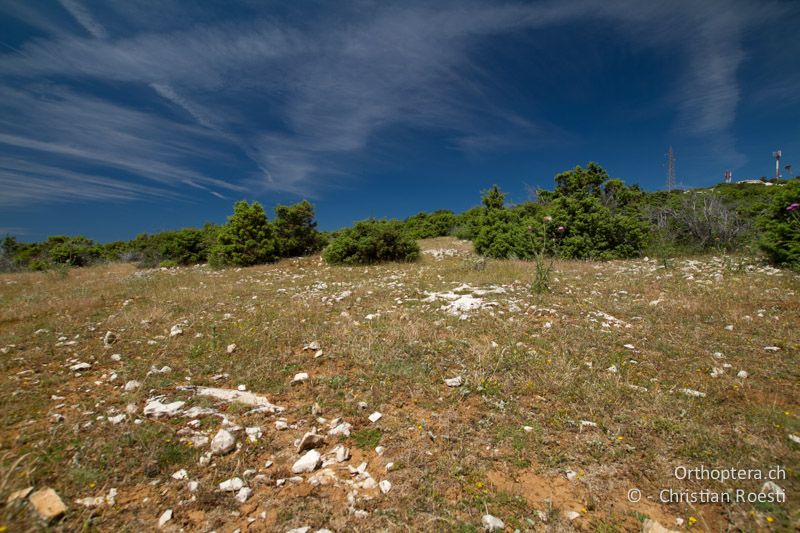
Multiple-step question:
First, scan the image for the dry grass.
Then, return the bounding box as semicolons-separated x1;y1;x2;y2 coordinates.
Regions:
0;238;797;531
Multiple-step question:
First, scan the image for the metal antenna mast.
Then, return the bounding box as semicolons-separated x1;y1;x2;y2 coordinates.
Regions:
773;150;782;179
667;146;676;191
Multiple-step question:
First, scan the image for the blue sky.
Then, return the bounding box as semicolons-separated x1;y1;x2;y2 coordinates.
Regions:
1;0;799;242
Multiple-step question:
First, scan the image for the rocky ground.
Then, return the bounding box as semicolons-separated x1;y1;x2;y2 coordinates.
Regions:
0;237;798;531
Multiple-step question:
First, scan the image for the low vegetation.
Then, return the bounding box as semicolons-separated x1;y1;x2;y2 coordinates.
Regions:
2;163;798;273
0;238;797;530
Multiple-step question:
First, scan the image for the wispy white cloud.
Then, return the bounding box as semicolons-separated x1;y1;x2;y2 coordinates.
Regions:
57;0;107;39
0;157;179;205
0;0;792;204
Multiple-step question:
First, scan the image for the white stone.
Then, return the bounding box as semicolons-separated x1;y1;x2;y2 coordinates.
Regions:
275;419;289;430
227;343;237;354
237;384;247;391
566;511;581;521
103;331;116;347
124;380;140;392
764;346;780;352
681;388;706;398
292;450;321;473
187;481;199;492
298;430;326;452
710;367;724;378
565;469;578;481
171;469;188;480
761;481;784;498
328;421;352;437
245;426;262;441
107;414;125;424
368;411;382;423
235;487;252;503
110;353;122;362
210;429;236;455
606;365;618;374
158;509;172;528
737;370;749;379
623;344;635;350
70;362;91;372
444;376;463;387
375;446;385;456
481;514;504;531
185;386;283;412
219;477;244;492
292;372;309;383
379;480;392;494
143;399;185;418
333;444;350;463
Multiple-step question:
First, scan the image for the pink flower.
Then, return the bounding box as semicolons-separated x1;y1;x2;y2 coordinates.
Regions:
787;203;799;212
557;226;566;233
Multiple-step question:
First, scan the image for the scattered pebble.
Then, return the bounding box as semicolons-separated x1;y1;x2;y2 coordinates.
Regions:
210;429;236;455
292;450;322;473
481;514;504;531
29;488;67;522
219;477;244;492
158;508;172;528
444;376;463;387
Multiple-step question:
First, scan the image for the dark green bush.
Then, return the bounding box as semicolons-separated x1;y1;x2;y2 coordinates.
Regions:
545;164;648;259
451;207;485;240
209;201;278;267
322;219;420;265
46;235;101;266
472;209;536;259
473;164;648;260
758;180;800;269
274;200;325;257
403;210;457;239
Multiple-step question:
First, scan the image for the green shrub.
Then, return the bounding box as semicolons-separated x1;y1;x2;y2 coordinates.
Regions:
544;163;648;259
209;201;278;267
451;207;485;240
472;164;648;260
758;180;800;269
473;209;535;259
322;219;420;265
274;200;325;257
46;236;101;266
403;210;457;239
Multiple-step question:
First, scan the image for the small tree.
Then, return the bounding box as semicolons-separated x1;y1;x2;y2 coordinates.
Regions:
481;184;506;210
274;200;324;257
210;201;278;267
